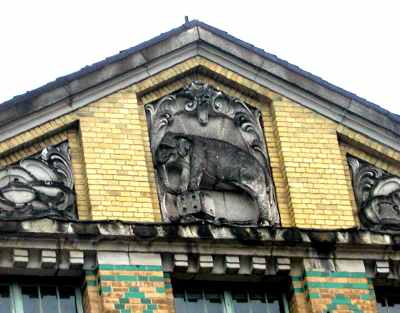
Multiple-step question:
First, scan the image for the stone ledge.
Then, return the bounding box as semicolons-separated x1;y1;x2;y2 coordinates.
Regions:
0;218;396;248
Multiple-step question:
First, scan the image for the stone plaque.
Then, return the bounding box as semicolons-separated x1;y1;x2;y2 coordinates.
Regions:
348;155;400;232
0;142;76;219
145;81;279;225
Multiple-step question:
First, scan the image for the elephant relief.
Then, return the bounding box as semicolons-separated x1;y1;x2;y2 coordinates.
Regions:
146;81;279;226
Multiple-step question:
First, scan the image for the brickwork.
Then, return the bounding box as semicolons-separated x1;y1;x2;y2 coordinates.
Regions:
68;128;92;220
0;55;398;227
76;88;160;221
292;271;378;313
291;275;311;313
271;99;355;228
97;265;174;313
83;270;103;313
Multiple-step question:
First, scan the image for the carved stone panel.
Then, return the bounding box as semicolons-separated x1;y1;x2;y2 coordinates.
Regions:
145;81;279;225
0;142;76;219
348;155;400;232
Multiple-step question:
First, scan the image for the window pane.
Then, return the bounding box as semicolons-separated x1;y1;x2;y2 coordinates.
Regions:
267;293;284;313
204;290;223;313
186;289;205;313
250;292;267;313
232;290;251;313
174;290;186;313
173;283;286;313
22;286;40;313
376;295;387;313
388;296;400;313
40;286;58;313
0;286;11;313
58;287;77;313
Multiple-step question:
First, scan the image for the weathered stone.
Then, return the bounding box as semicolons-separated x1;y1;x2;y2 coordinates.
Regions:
348;155;400;232
13;249;29;267
375;260;390;277
69;250;84;269
0;142;76;219
145;81;279;226
41;250;57;268
225;255;240;273
173;254;188;271
276;257;291;273
199;255;214;272
133;225;157;239
251;256;267;274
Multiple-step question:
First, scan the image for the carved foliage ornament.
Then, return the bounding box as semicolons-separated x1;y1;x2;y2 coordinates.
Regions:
348;155;400;231
0;142;76;219
145;81;279;226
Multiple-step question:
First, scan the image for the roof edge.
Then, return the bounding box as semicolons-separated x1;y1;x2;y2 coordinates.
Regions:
0;19;399;146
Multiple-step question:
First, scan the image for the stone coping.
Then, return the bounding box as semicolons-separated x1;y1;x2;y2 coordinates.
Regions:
0;218;397;248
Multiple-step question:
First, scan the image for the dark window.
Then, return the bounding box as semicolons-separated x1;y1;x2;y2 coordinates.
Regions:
173;281;289;313
0;283;83;313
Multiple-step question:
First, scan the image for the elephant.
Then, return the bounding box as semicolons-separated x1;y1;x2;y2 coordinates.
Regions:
154;132;278;225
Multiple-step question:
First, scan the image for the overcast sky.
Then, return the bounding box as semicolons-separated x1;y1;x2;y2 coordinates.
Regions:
1;1;399;114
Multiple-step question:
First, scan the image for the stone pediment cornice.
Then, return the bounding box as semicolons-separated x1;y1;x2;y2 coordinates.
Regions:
0;21;399;152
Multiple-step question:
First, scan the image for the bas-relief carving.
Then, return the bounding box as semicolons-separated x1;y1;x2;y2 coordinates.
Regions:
348;155;400;232
0;142;76;219
145;81;279;226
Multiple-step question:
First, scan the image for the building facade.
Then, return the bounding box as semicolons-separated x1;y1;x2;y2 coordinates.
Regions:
0;20;399;313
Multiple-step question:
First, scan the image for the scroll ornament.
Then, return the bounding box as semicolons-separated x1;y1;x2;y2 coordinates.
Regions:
0;142;76;219
348;155;400;231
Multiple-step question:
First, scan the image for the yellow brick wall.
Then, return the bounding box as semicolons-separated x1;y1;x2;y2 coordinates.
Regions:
271;99;355;228
76;88;159;221
0;56;398;228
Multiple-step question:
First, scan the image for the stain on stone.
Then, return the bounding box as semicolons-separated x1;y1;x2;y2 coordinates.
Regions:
56;221;70;233
308;230;337;254
347;229;362;245
282;229;303;243
162;224;179;239
231;227;260;243
391;235;400;250
0;221;20;233
72;223;100;235
133;225;158;239
197;224;213;239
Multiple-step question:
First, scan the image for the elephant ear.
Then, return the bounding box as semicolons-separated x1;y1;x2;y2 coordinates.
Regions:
177;138;191;157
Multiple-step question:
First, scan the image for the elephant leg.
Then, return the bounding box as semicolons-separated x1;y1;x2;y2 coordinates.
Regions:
236;167;274;225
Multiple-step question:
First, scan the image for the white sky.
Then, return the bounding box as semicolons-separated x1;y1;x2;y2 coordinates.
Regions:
0;0;399;115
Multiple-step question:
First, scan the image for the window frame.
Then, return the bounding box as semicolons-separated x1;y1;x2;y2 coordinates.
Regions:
375;286;400;313
0;281;84;313
173;280;290;313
